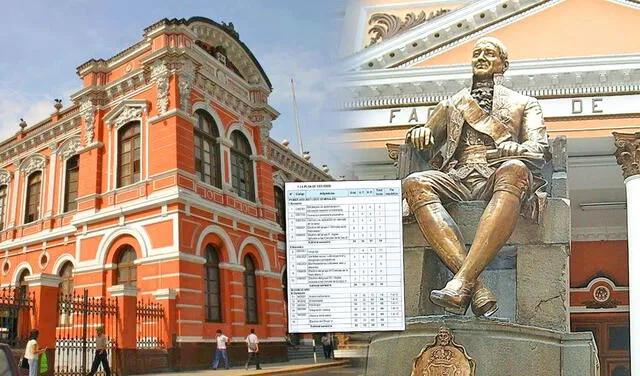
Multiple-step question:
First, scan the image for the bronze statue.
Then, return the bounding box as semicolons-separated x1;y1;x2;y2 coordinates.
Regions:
403;37;549;316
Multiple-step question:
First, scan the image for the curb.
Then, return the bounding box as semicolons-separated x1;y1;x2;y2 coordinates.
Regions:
235;360;348;375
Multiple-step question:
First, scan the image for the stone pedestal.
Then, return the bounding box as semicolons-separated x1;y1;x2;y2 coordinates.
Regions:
364;317;598;376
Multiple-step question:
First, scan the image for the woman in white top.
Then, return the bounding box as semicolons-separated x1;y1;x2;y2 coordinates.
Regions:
24;329;47;376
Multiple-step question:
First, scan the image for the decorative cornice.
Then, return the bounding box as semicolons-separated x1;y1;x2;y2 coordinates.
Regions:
103;99;148;128
337;55;640;109
0;116;80;163
20;154;47;176
24;273;62;287
152;288;177;300
368;11;432;47
0;170;11;186
150;60;170;115
613;132;640;180
178;59;197;112
267;138;332;182
342;0;550;71
58;136;82;160
80;99;96;144
107;284;139;297
572;226;628;241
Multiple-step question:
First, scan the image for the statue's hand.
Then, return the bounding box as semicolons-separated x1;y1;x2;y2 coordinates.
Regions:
497;141;526;157
408;126;434;150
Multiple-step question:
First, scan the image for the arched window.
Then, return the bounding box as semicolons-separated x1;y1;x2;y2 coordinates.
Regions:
274;186;286;230
17;269;29;298
58;262;74;326
194;110;222;188
59;262;74;296
230;131;255;201
117;122;141;188
64;155;79;212
0;185;7;230
204;245;222;322
116;246;137;287
25;171;42;224
243;256;258;324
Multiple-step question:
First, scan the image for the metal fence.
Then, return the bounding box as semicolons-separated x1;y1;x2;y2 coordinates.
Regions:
136;299;164;349
55;290;119;376
0;286;35;348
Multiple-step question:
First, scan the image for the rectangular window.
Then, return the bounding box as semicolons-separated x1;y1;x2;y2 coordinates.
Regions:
25;172;42;224
64;156;79;212
0;185;6;230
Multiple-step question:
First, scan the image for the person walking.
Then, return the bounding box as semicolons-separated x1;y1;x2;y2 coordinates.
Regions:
87;326;111;376
245;328;261;370
321;333;332;359
210;329;230;370
24;329;47;376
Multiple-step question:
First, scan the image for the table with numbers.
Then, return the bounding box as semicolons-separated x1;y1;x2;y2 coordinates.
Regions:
286;180;405;333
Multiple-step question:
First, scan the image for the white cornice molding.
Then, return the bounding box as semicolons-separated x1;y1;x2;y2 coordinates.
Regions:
341;0;553;71
24;273;62;287
338;55;640;108
572;226;628;241
343;0;640;71
107;284;139;297
102;99;149;128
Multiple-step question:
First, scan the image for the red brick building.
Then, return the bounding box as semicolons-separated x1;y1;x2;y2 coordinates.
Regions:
0;17;330;372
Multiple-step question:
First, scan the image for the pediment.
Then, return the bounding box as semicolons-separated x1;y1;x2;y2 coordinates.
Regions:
342;0;640;71
186;17;272;91
102;100;149;128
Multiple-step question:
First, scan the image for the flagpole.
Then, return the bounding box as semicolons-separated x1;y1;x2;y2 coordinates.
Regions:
290;77;304;156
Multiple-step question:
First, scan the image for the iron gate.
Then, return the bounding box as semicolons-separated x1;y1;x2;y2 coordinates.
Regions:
55;289;119;376
0;286;34;347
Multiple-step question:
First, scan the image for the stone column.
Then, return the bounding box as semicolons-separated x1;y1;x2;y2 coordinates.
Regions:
107;284;138;374
613;131;640;375
152;288;177;349
25;273;62;376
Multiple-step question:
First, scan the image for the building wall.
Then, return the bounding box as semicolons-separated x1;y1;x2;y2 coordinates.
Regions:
0;17;333;368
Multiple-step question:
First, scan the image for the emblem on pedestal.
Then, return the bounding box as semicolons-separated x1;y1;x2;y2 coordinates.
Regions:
410;326;475;376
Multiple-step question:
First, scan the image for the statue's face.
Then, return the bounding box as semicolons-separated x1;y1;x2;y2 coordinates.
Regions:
472;42;505;78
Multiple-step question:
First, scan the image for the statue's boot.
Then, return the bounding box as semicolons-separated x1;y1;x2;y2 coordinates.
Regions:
411;202;497;316
431;188;522;314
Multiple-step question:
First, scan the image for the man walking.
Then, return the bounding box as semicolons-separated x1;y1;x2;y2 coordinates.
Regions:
211;329;230;370
245;329;261;370
87;326;110;376
321;333;332;359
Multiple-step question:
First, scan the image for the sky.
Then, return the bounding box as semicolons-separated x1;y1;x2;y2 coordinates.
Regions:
0;0;349;176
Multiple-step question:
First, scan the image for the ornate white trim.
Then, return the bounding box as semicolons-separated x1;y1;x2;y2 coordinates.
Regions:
272;170;288;189
237;236;271;272
0;170;11;186
58;136;82;161
20;154;47;176
80;99;96;144
150;60;170;115
103;99;148;129
178;59;196;112
572;226;628;241
38;250;50;270
338;55;640;109
24;273;62;287
194;224;238;264
51;254;76;276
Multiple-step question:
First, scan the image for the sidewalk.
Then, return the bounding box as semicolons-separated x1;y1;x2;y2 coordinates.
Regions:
145;358;348;376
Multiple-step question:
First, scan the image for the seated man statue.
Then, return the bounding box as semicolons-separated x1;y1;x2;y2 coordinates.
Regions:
403;36;549;317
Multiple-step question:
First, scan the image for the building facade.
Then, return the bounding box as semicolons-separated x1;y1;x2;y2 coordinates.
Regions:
336;0;639;374
0;17;330;372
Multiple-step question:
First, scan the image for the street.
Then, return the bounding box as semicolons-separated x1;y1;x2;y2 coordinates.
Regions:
292;364;364;376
